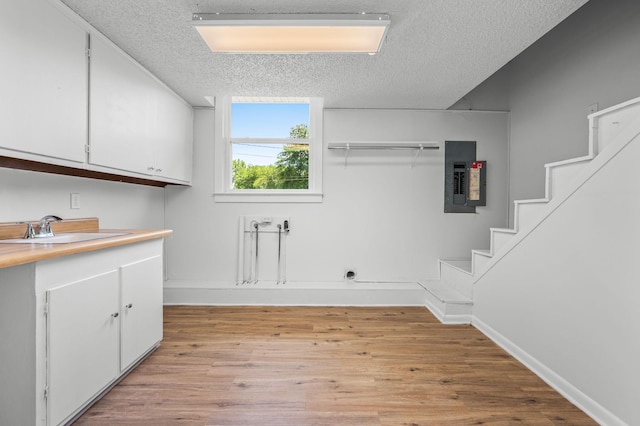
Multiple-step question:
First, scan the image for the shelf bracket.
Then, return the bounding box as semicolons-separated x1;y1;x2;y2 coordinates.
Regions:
411;144;424;168
344;143;350;168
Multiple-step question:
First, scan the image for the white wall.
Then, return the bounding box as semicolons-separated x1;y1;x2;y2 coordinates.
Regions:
506;0;640;223
474;128;640;425
0;168;165;229
164;108;508;300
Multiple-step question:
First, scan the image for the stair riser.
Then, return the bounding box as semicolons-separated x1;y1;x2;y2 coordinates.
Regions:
492;231;515;254
424;291;472;325
473;253;491;275
440;263;473;299
548;162;587;200
515;203;547;230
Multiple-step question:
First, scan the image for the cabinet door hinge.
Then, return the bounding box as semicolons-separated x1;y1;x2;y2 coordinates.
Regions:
43;301;48;318
85;144;90;154
44;385;49;400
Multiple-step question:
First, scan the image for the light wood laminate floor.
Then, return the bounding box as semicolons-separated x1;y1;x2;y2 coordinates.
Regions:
75;306;596;425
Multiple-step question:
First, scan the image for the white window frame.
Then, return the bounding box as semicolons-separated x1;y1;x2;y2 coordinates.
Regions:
213;96;323;203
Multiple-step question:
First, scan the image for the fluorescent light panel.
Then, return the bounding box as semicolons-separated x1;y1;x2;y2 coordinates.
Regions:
192;13;390;54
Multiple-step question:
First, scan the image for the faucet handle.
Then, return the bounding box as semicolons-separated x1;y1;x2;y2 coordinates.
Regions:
19;222;36;239
37;215;63;237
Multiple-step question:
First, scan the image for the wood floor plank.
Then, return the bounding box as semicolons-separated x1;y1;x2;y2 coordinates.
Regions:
74;306;596;425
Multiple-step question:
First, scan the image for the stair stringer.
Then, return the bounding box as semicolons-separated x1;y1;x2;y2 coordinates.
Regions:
473;111;640;284
428;154;585;324
429;97;640;327
470;105;640;426
483;97;640;273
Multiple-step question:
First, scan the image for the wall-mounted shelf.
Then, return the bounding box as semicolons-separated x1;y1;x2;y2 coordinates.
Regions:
327;142;440;167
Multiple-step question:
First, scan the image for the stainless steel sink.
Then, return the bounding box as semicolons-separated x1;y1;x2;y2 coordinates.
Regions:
0;232;130;244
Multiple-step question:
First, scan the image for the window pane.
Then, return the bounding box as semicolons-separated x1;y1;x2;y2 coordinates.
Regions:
231;103;309;138
232;143;309;189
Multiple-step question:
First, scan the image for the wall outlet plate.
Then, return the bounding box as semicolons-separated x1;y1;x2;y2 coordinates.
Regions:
70;193;80;209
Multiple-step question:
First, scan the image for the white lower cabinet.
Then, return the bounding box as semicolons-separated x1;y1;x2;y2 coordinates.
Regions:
47;270;121;426
120;256;163;371
0;238;164;426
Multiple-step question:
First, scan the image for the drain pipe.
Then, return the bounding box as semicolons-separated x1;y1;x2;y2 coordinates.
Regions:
276;224;282;284
253;221;259;284
281;220;289;284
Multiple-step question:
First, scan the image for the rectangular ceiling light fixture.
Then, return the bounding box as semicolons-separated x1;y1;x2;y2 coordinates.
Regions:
192;13;390;54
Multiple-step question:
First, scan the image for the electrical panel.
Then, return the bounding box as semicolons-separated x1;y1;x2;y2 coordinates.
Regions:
444;141;486;213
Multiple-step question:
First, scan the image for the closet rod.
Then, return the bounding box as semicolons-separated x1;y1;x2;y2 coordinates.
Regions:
327;142;439;150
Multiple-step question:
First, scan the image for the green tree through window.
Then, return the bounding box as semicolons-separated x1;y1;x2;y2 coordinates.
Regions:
232;124;309;189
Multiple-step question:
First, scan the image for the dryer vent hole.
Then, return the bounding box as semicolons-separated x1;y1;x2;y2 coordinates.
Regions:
345;270;357;281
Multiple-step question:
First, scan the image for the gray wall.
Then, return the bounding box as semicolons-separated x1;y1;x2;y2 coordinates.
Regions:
508;0;640;222
453;0;640;225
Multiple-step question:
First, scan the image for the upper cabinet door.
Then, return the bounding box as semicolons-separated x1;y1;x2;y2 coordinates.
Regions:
0;0;88;163
89;34;193;182
89;34;158;175
153;89;194;183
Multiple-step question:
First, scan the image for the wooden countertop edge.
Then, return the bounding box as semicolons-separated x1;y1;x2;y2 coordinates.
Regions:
0;229;172;269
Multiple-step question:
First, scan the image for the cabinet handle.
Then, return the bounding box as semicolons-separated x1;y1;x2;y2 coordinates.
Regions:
147;166;155;171
125;303;133;309
111;312;119;318
155;168;163;173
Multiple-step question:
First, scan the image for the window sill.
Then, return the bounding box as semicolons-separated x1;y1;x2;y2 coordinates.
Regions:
213;192;323;203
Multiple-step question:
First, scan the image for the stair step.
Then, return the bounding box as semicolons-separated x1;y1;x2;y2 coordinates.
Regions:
439;259;473;299
490;228;517;254
545;156;592;200
440;259;472;274
420;279;472;325
514;199;548;231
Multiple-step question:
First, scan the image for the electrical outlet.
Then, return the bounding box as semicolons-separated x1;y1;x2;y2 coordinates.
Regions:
70;193;80;209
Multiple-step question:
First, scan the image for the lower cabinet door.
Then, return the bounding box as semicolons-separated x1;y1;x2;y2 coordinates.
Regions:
47;270;120;426
120;255;163;370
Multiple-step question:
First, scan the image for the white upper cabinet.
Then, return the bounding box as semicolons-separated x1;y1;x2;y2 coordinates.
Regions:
153;88;194;182
89;34;193;183
0;0;88;164
0;0;193;185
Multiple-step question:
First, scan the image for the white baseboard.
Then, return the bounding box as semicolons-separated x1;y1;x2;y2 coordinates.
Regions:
472;317;626;426
163;280;427;306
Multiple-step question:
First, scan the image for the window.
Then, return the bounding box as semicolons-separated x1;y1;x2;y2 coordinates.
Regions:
214;96;323;202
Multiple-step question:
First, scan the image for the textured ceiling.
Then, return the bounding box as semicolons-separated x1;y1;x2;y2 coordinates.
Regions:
59;0;589;109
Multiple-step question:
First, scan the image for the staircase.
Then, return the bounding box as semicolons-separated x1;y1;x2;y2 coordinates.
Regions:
421;96;640;324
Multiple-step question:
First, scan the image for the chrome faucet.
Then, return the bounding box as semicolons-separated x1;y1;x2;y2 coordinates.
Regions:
36;215;63;238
